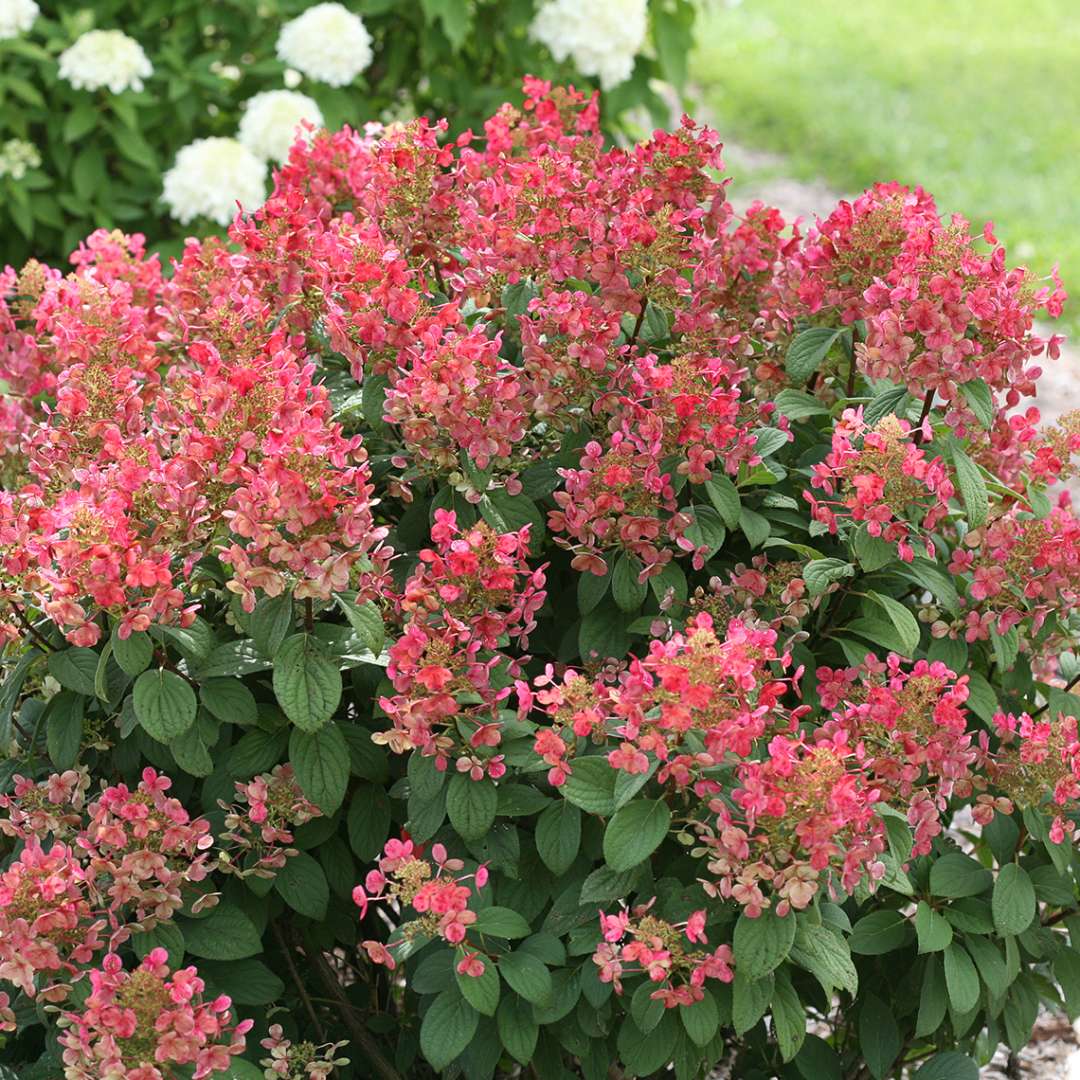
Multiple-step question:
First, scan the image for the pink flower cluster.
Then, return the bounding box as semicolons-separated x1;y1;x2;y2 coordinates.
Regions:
793;182;1064;414
353;837;489;971
57;948;251;1080
0;768;215;998
807;409;954;562
221;763;322;875
593;900;734;1007
378;512;545;777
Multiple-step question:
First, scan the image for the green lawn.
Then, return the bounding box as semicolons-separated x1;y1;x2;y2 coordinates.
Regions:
691;0;1080;328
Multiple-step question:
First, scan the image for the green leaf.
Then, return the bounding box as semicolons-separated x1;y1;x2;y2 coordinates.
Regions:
199;678;257;726
1054;948;1080;1020
290;723;350;815
419;0;473;50
181;904;262;960
912;1052;979;1080
580;865;642;904
421;988;479;1072
275;851;329;919
457;960;500;1015
536;800;581;875
684;505;727;560
733;908;797;981
786;326;845;383
930;852;994;899
732;970;774;1034
852;522;894;571
199;957;284;1006
346;783;391;861
993;863;1036;936
132;922;185;966
498;951;551;1006
964;934;1010;999
577;562;611;615
560;756;617;816
446;774;497;842
866;592;920;656
680;986;719;1047
497;994;539;1065
803;558;855;597
849;909;912;955
789;923;858;997
914;902;953;953
111;628;153;677
48;647;99;695
170;723;214;777
46;692;84;769
949;443;988;528
479;490;545;552
959;379;995;429
652;0;695;88
250;592;294;657
704;473;742;529
612;554;647;613
762;968;802;1062
603;799;670;872
859;993;901;1079
943;942;981;1014
579;600;631;662
335;593;385;655
863;384;910;426
473;906;531;940
774;388;829;421
631;979;664;1034
739;507;771;549
273;633;341;731
794;1035;842;1080
133;668;198;741
916;953;948;1037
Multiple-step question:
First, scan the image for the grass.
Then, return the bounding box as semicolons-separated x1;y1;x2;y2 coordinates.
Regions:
691;0;1080;329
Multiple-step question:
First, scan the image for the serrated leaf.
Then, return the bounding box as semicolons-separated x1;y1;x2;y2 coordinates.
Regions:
290;723;349;814
446;774;497;841
273;633;341;731
498;951;551;1006
199;678;257;726
133;668;198;741
612;554;647;613
603;799;670;871
274;851;329;920
111;628;153;677
950;443;988;528
866;592;920;656
914;902;953;953
421;988;479;1072
457;960;500;1015
943;942;980;1014
181;904;262;960
959;378;995;429
993;863;1036;936
48;647;98;695
803;558;855;597
786;326;845;383
536;800;581;875
733;908;797;980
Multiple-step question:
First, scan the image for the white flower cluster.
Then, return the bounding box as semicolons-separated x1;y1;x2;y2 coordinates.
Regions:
162;137;267;227
0;0;38;40
0;138;40;180
529;0;649;90
238;89;324;163
276;2;373;87
58;29;153;94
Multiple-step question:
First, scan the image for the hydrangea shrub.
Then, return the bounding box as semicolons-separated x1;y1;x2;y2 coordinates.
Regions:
0;0;694;266
1;79;1080;1080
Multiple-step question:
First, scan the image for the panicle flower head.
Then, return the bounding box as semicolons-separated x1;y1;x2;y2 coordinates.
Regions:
57;948;252;1080
163;137;267;226
593;901;733;1005
260;1023;350;1078
58;29;153;94
0;0;37;39
276;3;373;87
353;837;489;965
238;89;325;164
530;0;648;90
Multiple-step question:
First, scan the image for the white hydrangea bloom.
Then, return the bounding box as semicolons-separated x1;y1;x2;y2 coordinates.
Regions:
530;0;648;90
162;137;267;226
58;29;153;94
0;0;39;40
276;3;373;87
0;138;40;180
238;89;324;163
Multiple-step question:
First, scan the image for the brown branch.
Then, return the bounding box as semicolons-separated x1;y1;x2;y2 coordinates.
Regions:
911;390;936;445
10;603;53;652
308;944;403;1080
627;295;648;350
272;921;327;1043
304;597;315;633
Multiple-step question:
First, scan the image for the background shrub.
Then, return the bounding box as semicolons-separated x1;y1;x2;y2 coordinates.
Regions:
0;80;1079;1080
0;0;696;267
